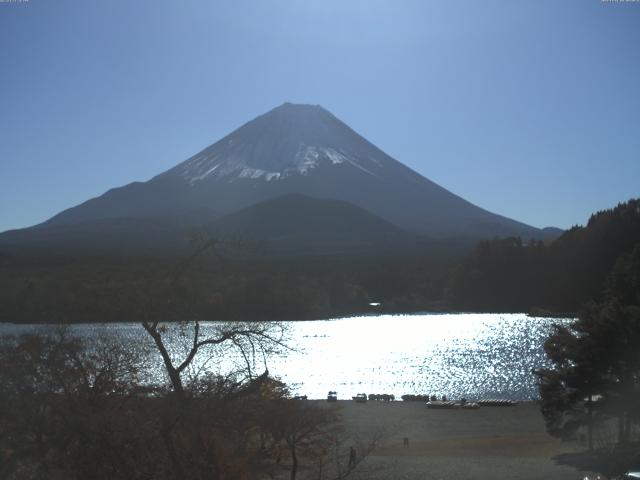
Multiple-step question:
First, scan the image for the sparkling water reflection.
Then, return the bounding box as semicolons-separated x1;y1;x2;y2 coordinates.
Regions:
0;313;570;401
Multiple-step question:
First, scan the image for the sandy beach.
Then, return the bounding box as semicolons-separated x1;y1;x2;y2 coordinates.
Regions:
319;400;587;480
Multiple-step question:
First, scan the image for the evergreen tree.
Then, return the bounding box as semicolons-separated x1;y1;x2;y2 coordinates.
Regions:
535;245;640;449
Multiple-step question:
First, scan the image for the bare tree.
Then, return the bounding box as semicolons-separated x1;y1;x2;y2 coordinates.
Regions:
136;237;293;479
141;318;288;399
138;237;290;399
262;399;341;480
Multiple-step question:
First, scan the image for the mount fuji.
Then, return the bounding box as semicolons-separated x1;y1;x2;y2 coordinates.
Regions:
0;103;558;255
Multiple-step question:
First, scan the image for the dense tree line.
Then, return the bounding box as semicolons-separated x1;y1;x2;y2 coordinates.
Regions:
0;254;452;323
448;198;640;313
1;198;638;323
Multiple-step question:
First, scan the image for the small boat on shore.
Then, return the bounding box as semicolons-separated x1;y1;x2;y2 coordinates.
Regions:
426;400;480;410
477;399;518;407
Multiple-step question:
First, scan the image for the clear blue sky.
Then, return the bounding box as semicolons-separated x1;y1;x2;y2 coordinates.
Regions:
1;0;638;232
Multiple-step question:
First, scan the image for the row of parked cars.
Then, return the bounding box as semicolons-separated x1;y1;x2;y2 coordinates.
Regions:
326;392;395;402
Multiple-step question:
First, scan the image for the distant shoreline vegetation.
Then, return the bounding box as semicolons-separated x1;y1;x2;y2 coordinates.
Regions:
0;198;637;324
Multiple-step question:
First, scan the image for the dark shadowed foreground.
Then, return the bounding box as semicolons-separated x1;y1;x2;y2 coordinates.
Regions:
0;330;381;480
0;327;587;480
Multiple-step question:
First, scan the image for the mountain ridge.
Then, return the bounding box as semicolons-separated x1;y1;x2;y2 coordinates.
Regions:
206;193;413;257
1;103;560;255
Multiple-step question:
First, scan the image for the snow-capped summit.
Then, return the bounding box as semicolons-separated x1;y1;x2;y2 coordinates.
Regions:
161;103;386;184
24;102;554;243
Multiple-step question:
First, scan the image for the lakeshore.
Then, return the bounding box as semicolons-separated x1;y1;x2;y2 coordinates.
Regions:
324;400;586;480
0;314;567;401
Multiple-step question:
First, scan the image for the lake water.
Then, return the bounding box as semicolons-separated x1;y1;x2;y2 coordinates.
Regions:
0;313;569;401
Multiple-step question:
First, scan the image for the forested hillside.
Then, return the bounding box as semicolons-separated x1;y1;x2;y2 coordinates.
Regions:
1;199;637;323
448;199;640;313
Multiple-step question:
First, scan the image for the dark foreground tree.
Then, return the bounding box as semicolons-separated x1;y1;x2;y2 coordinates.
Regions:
0;330;153;480
135;238;294;478
536;302;640;445
0;331;359;480
535;243;640;473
